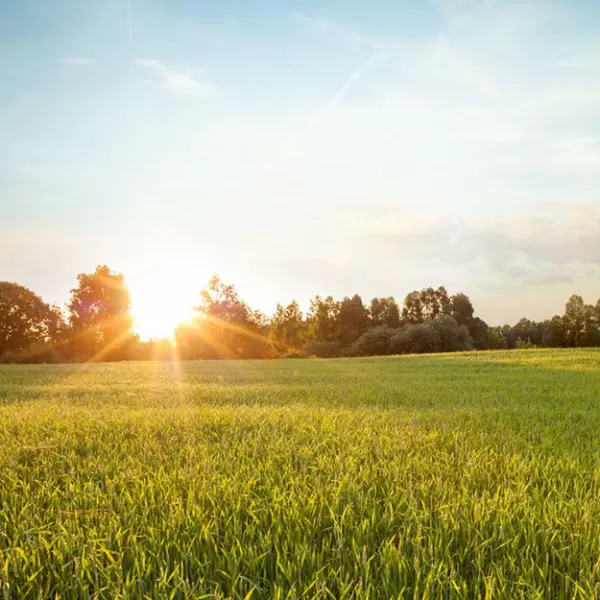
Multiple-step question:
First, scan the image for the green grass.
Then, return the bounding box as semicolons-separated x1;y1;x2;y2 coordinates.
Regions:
1;349;600;599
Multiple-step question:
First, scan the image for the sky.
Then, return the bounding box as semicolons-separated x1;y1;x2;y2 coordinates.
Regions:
1;0;600;329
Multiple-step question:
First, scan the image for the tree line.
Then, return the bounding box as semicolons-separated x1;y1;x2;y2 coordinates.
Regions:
1;265;599;363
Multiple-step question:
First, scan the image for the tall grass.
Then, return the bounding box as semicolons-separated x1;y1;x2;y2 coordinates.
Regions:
1;349;600;598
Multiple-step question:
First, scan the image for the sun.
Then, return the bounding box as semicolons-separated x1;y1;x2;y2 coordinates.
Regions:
129;273;196;341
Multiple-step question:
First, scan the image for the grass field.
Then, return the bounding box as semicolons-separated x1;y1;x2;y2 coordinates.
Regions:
1;349;600;599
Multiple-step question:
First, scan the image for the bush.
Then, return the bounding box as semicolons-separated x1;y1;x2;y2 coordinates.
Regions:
388;316;473;355
280;349;309;359
515;338;537;349
389;323;440;355
0;341;63;364
433;314;473;352
340;346;358;358
302;340;341;358
352;327;395;356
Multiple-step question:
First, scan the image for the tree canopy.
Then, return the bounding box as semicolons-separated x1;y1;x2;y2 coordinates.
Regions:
0;282;64;357
2;266;600;363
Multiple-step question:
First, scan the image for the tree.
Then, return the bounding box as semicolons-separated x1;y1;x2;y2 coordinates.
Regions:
509;318;544;348
563;295;586;347
0;282;65;356
480;325;508;350
543;315;566;347
590;299;600;346
449;293;474;327
421;286;450;320
307;296;340;342
177;276;273;359
466;317;488;349
403;286;450;324
67;265;133;360
270;301;306;353
369;297;401;329
402;291;424;324
338;294;369;347
582;303;600;346
433;314;473;352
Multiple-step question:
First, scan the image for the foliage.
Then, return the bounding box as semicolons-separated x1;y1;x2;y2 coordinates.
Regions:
352;327;395;356
389;315;473;355
449;292;474;326
369;297;401;329
402;286;449;323
338;294;369;348
270;301;306;353
302;339;341;358
176;276;274;359
307;295;340;342
515;338;537;349
3;266;600;362
0;282;64;357
67;265;133;361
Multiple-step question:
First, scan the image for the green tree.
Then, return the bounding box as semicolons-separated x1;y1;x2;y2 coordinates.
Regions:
543;315;567;347
449;293;474;327
421;286;450;320
0;282;65;356
563;295;586;347
434;314;473;352
509;318;545;347
402;291;424;324
403;286;450;324
270;301;306;353
369;297;401;329
177;276;273;359
307;296;340;342
67;265;133;360
338;294;369;347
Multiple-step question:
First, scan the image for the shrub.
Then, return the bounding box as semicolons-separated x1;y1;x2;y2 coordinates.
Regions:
280;349;309;359
516;338;537;349
389;323;440;355
302;340;341;358
388;316;473;355
352;327;396;356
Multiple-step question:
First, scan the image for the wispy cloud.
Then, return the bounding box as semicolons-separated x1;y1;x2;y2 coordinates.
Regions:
428;38;501;100
347;205;600;273
290;11;385;51
282;12;396;150
59;57;94;66
551;55;600;69
283;51;391;150
135;59;220;97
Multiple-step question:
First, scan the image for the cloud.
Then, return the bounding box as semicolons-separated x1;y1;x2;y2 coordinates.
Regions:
282;50;392;150
427;38;501;100
135;59;221;97
59;57;94;66
346;205;600;279
290;11;385;50
552;56;600;69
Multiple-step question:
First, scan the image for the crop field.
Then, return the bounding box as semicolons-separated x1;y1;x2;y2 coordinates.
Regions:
1;349;600;599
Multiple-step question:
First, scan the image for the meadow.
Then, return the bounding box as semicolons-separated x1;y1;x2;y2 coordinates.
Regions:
1;349;600;599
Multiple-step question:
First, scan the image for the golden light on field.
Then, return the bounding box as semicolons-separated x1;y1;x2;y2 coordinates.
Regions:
129;270;196;341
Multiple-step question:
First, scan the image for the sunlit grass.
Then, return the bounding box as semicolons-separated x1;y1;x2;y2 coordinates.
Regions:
1;349;600;598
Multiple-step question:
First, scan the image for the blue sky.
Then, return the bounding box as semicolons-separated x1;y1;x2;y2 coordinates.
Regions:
2;0;600;327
